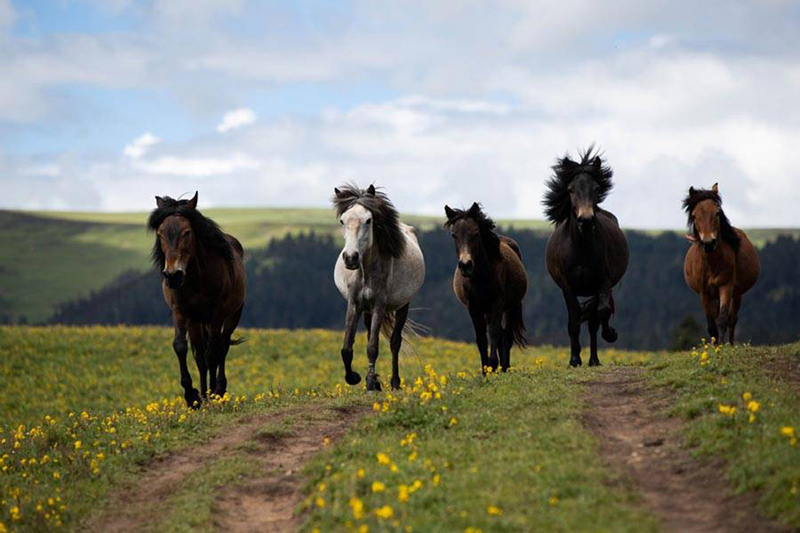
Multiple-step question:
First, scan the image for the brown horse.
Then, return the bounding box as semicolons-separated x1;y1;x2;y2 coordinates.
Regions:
683;183;760;344
444;203;527;373
148;192;246;407
543;148;629;367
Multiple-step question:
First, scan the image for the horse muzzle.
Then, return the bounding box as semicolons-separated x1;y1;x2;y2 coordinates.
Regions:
458;259;474;278
702;239;718;253
343;252;360;270
163;269;185;289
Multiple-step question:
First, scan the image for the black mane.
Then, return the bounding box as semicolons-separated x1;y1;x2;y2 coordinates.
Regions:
332;184;406;259
147;196;233;269
543;146;614;224
682;187;741;251
443;204;502;261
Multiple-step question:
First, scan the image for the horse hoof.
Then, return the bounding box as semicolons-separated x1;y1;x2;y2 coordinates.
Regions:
569;358;582;368
366;374;382;392
588;359;602;367
185;389;202;409
390;377;401;390
602;328;618;343
345;371;362;385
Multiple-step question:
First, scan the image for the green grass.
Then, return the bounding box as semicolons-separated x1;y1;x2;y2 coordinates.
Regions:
0;328;797;531
648;341;800;527
301;368;658;532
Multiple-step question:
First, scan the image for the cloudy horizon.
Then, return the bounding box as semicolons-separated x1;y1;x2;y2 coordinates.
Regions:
2;0;799;228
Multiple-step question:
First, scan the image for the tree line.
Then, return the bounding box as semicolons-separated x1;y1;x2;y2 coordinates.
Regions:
51;230;800;350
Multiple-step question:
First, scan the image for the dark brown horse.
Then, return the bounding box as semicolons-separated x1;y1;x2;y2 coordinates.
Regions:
444;203;527;373
543;149;628;367
148;192;246;407
683;183;760;344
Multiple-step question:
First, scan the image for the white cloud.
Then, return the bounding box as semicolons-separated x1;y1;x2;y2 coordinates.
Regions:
216;108;256;134
0;0;15;27
123;132;160;159
135;152;261;176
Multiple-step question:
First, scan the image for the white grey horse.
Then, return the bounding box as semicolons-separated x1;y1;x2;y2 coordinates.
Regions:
332;184;425;391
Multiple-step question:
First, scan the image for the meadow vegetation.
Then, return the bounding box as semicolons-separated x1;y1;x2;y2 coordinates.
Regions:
0;326;796;531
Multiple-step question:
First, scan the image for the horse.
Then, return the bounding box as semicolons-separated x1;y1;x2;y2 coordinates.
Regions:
332;184;425;391
147;192;246;407
543;148;629;367
683;183;760;344
444;203;527;373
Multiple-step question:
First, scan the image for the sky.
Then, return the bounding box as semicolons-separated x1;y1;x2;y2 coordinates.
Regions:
1;0;799;228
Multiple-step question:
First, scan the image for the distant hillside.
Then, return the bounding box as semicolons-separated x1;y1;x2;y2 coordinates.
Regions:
50;229;800;350
0;207;796;324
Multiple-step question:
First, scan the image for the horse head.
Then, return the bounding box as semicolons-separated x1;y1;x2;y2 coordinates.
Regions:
154;192;198;289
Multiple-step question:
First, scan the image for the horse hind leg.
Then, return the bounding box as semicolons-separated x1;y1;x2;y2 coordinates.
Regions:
729;295;742;344
701;291;720;344
500;312;513;372
389;304;409;390
488;314;502;372
188;324;208;397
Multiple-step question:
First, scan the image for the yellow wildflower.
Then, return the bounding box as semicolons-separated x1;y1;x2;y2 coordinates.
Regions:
742;392;752;401
747;401;760;413
376;452;391;465
374;505;394;519
372;481;386;493
315;496;325;508
398;484;409;502
349;497;365;519
487;505;502;516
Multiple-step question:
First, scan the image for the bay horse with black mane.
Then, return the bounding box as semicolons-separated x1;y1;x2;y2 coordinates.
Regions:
544;148;629;367
444;203;527;373
683;183;760;344
148;192;246;407
333;184;425;391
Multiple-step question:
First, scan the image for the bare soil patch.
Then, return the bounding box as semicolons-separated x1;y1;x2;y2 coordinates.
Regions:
86;402;368;533
584;367;788;533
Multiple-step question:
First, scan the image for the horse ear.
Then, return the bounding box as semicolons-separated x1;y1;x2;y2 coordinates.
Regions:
334;187;344;199
366;184;376;196
468;202;480;216
186;191;198;210
711;183;719;194
689;186;696;195
444;205;456;220
155;196;166;208
593;156;602;170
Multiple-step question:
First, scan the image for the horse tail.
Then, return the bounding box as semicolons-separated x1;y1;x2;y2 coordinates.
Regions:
508;301;527;349
379;311;428;340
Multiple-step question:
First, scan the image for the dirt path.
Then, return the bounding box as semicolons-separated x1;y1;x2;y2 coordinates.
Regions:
87;401;368;533
212;403;367;532
584;367;787;533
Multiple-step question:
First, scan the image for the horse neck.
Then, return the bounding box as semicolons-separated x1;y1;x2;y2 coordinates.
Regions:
357;244;387;286
471;236;496;286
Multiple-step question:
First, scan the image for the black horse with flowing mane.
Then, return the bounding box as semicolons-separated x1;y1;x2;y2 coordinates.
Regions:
148;192;246;407
543;148;629;367
444;203;527;373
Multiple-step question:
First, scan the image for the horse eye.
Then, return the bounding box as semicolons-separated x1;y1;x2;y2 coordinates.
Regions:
365;218;372;225
340;219;344;225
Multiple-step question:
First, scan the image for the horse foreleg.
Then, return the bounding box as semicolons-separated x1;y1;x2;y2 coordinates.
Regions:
701;291;720;343
341;301;362;386
563;289;582;367
188;324;208;397
366;304;385;392
488;314;502;373
173;320;201;409
364;312;372;341
213;306;244;398
588;308;601;366
389;304;409;390
469;308;489;374
716;284;734;345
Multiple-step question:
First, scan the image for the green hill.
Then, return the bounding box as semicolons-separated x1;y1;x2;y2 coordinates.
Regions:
0;207;794;323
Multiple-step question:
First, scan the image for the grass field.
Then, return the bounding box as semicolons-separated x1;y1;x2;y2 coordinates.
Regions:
0;326;796;532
